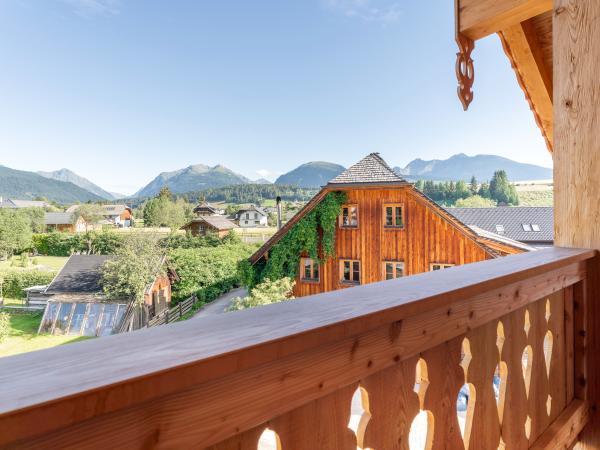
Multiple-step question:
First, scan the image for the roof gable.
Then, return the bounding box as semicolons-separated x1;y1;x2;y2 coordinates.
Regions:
327;153;406;186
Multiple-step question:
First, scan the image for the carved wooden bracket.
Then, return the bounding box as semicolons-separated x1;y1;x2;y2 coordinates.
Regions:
455;0;475;110
455;33;475;111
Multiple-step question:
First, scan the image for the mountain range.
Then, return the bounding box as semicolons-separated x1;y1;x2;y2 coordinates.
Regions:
134;164;252;198
0;153;552;204
274;162;346;188
394;153;552;182
0;165;104;203
38;168;119;200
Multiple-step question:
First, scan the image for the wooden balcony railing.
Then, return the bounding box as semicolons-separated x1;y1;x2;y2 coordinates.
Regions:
0;247;595;449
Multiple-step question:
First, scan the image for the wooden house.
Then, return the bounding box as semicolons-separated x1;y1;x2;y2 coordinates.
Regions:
193;200;224;216
66;204;133;227
250;153;529;297
3;2;600;448
181;215;238;238
43;212;88;233
37;255;173;337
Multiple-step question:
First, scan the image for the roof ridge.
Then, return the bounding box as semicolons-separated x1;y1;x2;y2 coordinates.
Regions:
327;153;406;185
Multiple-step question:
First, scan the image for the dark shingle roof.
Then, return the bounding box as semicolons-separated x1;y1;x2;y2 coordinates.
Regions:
446;207;553;244
327;153;406;186
185;216;238;230
45;255;114;294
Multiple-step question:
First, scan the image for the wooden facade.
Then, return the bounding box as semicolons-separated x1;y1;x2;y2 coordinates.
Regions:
292;185;505;297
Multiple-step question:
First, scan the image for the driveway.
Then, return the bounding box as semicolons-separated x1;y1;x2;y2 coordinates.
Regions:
193;287;247;318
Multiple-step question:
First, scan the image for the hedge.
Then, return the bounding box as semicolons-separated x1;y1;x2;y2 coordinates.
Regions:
0;270;56;299
169;243;254;303
32;232;124;256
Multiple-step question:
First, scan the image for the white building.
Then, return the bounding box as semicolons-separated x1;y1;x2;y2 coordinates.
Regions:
234;205;268;227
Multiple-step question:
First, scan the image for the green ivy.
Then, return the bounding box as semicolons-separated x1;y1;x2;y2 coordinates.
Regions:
246;191;346;287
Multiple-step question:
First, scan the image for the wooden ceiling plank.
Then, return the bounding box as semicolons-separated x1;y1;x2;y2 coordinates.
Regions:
459;0;552;41
499;21;554;151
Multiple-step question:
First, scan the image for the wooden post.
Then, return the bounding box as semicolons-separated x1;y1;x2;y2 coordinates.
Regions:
554;0;600;445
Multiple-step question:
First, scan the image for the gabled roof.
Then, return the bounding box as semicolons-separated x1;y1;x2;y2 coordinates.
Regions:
183;215;238;231
193;201;219;213
66;204;131;215
44;212;77;225
237;205;267;216
467;225;536;252
446;207;553;244
45;255;114;295
327;153;407;186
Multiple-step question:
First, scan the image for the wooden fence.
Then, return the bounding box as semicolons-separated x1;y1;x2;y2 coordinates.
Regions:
147;294;198;327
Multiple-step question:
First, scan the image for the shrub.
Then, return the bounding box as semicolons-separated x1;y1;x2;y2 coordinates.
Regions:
0;312;9;343
169;243;255;303
228;277;295;311
32;231;123;256
0;271;56;299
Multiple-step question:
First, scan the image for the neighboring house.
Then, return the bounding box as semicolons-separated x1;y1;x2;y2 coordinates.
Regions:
0;197;48;209
67;204;133;227
193;200;224;216
249;153;530;298
181;215;238;238
446;207;553;248
235;205;268;227
38;255;173;337
44;212;88;233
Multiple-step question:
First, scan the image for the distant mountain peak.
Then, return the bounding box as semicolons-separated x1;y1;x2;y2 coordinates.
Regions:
393;153;552;182
37;168;115;200
275;161;346;188
135;163;250;197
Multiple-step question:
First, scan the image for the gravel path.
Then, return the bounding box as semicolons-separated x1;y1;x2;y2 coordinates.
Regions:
193;287;247;318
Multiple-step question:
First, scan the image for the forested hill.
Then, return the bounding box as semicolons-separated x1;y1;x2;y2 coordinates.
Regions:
275;162;345;188
0;165;104;203
394;153;552;182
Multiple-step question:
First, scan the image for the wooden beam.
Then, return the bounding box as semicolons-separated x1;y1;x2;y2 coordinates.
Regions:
529;400;590;449
554;0;600;446
499;18;553;151
458;0;552;40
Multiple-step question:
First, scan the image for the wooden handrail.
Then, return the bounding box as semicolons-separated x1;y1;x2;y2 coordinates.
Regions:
0;247;594;448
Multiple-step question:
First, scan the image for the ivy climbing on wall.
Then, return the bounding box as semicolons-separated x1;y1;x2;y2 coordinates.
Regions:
239;191;347;288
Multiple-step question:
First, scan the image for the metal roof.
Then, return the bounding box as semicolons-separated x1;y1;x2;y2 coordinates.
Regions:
185;216;238;230
446;207;553;243
327;153;407;186
44;212;76;225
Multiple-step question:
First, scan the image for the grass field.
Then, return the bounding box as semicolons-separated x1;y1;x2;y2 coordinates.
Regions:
517;190;553;206
0;311;91;358
0;255;68;272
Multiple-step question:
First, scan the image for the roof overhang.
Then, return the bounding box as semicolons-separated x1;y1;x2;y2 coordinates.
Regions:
455;0;553;151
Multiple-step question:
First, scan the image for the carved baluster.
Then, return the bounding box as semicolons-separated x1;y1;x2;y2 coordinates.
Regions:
270;383;357;450
362;355;420;450
499;307;529;448
547;290;567;421
464;321;501;449
527;300;551;442
421;337;465;449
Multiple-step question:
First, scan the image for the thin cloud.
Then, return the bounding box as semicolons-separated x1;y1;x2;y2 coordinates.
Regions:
256;169;279;180
322;0;401;24
61;0;120;18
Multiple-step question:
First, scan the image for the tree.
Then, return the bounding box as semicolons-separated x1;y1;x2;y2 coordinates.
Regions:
227;277;295;311
0;210;32;259
469;176;478;195
101;234;166;304
489;170;519;205
74;204;105;231
478;182;491;198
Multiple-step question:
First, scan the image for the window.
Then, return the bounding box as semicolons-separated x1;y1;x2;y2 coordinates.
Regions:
301;258;319;281
532;224;541;232
254;212;258;219
254;220;260;224
245;213;250;219
522;223;533;231
383;261;404;280
430;263;454;271
495;225;505;234
340;259;360;284
383;203;404;228
340;205;358;227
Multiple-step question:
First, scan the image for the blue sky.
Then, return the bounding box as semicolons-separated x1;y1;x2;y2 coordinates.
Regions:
0;0;552;195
